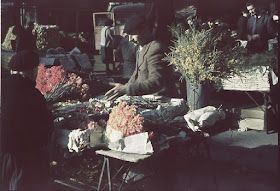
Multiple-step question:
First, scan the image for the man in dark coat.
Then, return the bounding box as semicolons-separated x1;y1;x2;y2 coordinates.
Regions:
246;2;276;52
0;50;53;190
105;14;178;100
237;9;249;40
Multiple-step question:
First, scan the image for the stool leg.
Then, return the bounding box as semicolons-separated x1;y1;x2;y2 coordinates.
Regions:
97;157;107;191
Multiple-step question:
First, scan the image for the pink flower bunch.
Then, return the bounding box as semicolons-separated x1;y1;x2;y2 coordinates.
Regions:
35;64;89;100
107;102;145;137
36;64;66;94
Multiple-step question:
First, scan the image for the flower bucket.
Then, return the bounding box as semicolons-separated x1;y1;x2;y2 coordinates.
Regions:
186;82;208;111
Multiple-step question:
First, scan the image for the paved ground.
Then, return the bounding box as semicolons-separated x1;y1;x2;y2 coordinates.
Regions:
127;129;279;191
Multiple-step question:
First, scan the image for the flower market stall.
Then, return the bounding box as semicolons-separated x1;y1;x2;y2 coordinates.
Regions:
48;84;227;190
36;56;225;189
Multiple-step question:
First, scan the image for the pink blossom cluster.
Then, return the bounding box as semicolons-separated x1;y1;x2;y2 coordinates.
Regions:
107;102;144;137
36;64;66;94
35;64;89;100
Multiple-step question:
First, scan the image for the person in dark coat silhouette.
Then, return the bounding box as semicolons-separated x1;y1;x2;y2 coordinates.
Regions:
24;21;37;51
0;50;53;190
246;2;276;52
237;9;249;40
12;25;25;52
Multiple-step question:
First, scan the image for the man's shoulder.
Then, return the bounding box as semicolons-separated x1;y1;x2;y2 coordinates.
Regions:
149;40;165;48
146;40;168;53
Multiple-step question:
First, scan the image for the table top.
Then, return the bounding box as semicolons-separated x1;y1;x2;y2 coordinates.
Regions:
95;150;152;163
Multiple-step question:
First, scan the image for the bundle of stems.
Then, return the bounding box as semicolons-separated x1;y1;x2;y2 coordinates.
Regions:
44;80;75;103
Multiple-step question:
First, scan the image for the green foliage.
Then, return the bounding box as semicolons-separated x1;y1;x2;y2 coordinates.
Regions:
242;50;278;69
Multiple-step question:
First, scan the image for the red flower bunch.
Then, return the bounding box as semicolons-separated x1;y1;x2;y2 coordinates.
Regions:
36;64;66;94
107;102;145;137
35;64;89;101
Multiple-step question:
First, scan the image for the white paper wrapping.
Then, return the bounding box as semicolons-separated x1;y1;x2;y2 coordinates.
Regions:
108;132;154;154
67;129;91;153
104;125;124;143
184;106;226;132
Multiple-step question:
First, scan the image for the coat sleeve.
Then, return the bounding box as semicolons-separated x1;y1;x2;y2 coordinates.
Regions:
265;15;276;37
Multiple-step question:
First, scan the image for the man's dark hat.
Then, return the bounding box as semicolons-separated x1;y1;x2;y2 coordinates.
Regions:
8;50;39;71
123;14;150;35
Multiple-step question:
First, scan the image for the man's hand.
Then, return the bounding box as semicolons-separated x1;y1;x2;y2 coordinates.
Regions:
105;83;126;101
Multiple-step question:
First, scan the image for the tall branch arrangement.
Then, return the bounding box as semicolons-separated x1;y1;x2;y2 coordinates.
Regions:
164;19;246;84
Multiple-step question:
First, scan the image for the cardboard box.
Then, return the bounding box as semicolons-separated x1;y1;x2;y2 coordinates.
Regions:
239;105;265;119
239;118;265;131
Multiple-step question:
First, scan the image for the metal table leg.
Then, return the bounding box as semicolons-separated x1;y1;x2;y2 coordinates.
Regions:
97;157;111;191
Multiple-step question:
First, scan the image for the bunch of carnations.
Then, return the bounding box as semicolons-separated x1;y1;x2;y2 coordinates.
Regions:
36;64;66;94
36;64;89;102
105;102;145;142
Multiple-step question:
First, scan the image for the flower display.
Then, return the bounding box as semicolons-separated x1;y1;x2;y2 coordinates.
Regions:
105;102;145;142
36;64;89;102
36;64;66;94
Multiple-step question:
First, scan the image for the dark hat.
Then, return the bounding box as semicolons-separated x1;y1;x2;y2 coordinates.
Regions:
8;50;39;71
123;14;150;35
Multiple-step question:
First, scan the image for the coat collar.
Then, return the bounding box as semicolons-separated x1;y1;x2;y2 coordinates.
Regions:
137;41;153;68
